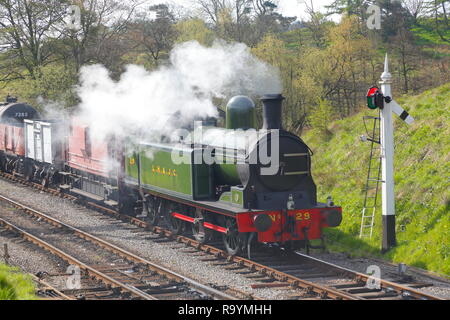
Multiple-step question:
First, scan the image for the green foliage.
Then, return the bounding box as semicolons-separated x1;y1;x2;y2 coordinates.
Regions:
303;83;450;276
309;99;335;138
0;64;77;111
412;18;450;46
175;19;216;46
0;264;36;300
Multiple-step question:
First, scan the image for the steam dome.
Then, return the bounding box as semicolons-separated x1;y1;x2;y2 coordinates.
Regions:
225;96;255;130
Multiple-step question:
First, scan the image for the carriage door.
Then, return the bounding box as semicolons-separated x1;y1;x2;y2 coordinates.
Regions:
25;121;35;159
34;123;43;162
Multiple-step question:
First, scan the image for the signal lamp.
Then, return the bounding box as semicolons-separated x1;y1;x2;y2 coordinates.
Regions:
367;86;384;110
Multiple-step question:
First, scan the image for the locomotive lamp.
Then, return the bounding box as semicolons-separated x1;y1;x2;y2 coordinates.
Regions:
326;196;334;207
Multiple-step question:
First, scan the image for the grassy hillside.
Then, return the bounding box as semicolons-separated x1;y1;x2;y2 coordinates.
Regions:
303;83;450;276
0;264;36;300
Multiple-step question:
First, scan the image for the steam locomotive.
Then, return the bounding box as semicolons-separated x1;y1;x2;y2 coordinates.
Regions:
0;94;342;256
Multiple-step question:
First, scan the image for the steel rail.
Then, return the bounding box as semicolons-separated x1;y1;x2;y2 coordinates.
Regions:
0;194;236;300
293;252;443;300
0;217;158;300
90;202;445;301
0;173;443;300
31;274;75;300
86;203;361;300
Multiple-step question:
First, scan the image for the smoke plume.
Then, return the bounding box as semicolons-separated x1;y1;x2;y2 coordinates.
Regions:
76;40;283;142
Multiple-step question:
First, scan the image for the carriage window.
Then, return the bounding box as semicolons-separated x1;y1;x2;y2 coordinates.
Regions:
85;127;92;157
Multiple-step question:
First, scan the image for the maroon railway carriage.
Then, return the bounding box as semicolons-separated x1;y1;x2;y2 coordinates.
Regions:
22;115;125;209
58;117;122;207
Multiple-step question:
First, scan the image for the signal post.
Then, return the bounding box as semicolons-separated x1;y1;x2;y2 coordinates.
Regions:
379;55;396;252
365;55;415;252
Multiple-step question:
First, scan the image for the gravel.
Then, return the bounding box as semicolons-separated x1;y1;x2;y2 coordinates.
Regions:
308;251;450;299
0;179;303;300
0;220;70;291
1;177;449;300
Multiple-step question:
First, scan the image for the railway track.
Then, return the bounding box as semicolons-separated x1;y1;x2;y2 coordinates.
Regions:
0;172;445;300
0;194;236;300
31;274;74;300
82;199;444;300
246;247;443;300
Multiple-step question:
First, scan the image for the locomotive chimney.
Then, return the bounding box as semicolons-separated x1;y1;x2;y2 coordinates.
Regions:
261;94;285;130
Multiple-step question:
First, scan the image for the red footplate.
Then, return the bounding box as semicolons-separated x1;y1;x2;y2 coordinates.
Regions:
236;207;342;243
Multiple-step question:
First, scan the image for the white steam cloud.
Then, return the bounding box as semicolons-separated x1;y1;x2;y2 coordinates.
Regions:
77;40;283;142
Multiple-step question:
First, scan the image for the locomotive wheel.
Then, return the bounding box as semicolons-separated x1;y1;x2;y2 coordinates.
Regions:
191;209;212;244
222;218;247;256
145;196;161;226
164;202;184;235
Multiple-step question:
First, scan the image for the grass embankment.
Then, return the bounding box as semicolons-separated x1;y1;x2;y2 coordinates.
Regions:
303;83;450;275
0;264;36;300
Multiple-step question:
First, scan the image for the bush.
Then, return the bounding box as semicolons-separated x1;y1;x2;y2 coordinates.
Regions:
0;264;36;300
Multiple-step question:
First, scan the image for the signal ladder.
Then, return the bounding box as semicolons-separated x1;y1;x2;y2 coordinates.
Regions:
360;115;382;239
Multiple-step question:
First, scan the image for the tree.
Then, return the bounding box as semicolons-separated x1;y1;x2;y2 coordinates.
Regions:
61;0;140;73
389;27;417;93
195;0;294;45
175;18;215;46
252;34;310;133
325;0;374;17
299;16;375;116
197;0;253;42
129;4;177;65
309;98;334;138
0;0;68;80
197;0;230;25
425;0;449;42
301;0;331;48
251;0;296;45
402;0;426;23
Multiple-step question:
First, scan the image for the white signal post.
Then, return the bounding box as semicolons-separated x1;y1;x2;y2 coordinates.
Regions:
379;55;396;251
379;54;414;251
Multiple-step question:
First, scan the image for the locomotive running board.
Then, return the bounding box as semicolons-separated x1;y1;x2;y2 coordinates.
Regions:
171;212;228;234
141;186;245;217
